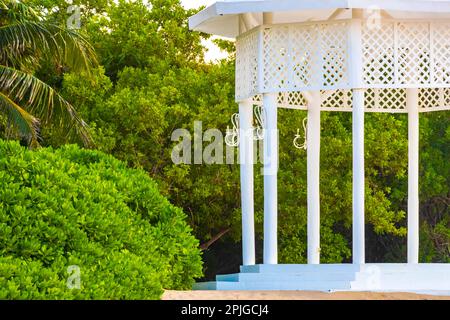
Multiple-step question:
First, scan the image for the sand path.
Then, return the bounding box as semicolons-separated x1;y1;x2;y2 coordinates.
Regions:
162;290;450;300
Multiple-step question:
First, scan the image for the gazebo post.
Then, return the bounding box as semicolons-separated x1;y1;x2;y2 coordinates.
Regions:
352;89;366;264
239;99;256;266
262;11;278;265
350;10;365;264
263;92;278;265
407;88;420;264
306;91;321;264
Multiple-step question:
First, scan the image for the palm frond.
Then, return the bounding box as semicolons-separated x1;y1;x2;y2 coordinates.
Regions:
52;25;98;73
0;1;96;147
0;65;92;146
0;21;97;73
0;21;55;67
0;91;39;146
0;0;40;22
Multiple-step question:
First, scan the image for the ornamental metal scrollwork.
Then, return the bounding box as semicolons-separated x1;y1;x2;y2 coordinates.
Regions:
254;105;265;141
293;117;308;150
225;113;240;147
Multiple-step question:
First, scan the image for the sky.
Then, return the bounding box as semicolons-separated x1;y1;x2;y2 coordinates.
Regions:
180;0;229;62
181;0;215;9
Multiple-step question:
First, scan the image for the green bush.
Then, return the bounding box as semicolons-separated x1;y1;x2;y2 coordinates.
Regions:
0;140;202;299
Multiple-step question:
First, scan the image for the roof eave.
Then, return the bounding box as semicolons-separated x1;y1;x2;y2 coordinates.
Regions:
189;0;450;38
188;3;219;31
188;0;347;37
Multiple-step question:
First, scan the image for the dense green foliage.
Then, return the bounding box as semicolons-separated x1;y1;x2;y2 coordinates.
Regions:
0;140;202;299
0;0;448;285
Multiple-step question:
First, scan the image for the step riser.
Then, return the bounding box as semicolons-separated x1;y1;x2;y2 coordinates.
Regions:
196;280;450;291
241;264;361;274
214;282;352;291
217;273;357;282
353;278;450;291
241;264;450;273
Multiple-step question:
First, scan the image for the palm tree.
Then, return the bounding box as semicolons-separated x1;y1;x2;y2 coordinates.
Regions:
0;0;97;147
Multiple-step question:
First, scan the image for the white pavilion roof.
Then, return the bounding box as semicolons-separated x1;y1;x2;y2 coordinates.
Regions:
189;0;450;38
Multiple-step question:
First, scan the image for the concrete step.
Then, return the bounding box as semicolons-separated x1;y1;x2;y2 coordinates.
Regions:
241;264;361;274
193;281;221;290
196;281;352;291
359;264;450;272
217;272;357;282
351;268;450;291
355;271;450;279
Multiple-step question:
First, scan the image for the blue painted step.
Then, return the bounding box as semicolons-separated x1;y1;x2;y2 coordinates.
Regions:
217;272;357;282
194;280;352;291
240;264;361;274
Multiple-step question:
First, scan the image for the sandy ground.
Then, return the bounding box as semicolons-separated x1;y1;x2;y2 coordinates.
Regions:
162;290;450;300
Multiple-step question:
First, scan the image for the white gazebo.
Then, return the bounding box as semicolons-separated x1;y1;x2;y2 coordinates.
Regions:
190;0;450;292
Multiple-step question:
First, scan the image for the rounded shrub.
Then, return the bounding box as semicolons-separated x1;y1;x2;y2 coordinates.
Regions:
0;140;202;299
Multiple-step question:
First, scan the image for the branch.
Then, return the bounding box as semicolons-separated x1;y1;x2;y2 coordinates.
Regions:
200;228;231;251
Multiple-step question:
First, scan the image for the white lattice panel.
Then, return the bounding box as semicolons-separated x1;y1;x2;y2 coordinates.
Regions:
278;92;308;110
263;26;289;91
321;90;353;111
236;19;450;113
362;23;396;85
251;89;450;113
432;23;450;84
320;23;349;88
362;20;450;88
419;88;450;112
263;22;350;92
252;94;262;105
397;23;431;84
251;93;308;110
365;89;407;112
446;89;450;107
236;28;259;101
290;24;319;90
236;21;351;100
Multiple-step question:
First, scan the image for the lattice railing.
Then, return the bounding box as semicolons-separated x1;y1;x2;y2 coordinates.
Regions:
362;22;396;85
419;88;450;112
321;90;353;112
236;28;259;101
365;89;407;113
362;21;450;87
251;89;450;113
236;19;450;114
251;92;308;110
236;20;351;100
433;23;450;84
261;21;350;93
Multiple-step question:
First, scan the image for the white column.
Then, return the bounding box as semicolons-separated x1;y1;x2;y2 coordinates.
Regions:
407;88;420;264
239;100;256;266
307;91;321;265
349;10;365;265
263;93;278;264
352;89;365;264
